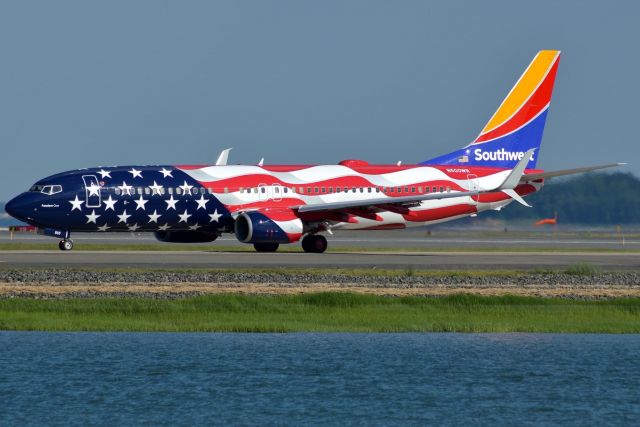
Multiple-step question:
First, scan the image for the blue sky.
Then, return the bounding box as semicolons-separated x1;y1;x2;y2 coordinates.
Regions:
1;0;637;201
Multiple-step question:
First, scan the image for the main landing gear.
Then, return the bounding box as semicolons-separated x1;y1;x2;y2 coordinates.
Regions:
58;239;74;251
301;234;327;253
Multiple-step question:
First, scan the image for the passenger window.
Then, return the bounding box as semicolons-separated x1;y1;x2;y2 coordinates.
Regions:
261;187;266;193
192;188;198;195
321;187;325;193
376;188;380;193
328;187;333;193
418;186;423;193
411;187;416;193
177;188;183;195
307;187;311;194
432;186;437;193
368;188;372;193
224;187;229;194
405;187;409;193
314;187;319;193
168;188;173;195
439;186;444;193
359;188;364;193
144;187;150;195
115;188;121;195
446;186;451;193
390;187;394;193
208;188;213;195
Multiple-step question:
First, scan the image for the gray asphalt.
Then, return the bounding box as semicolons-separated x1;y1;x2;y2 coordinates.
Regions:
0;250;638;271
1;230;639;250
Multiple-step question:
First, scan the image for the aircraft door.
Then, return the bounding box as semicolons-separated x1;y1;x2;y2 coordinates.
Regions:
82;175;102;208
467;174;479;205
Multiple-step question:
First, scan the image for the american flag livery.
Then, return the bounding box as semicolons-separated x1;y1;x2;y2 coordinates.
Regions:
4;50;621;252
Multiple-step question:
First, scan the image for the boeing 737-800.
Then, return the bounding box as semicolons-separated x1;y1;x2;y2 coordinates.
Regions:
5;50;621;252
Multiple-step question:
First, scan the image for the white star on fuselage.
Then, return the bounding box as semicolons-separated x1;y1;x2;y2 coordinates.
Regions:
103;195;117;211
179;181;193;195
85;210;100;224
128;223;140;231
159;168;173;178
117;210;131;224
195;195;209;210
149;181;163;195
157;223;170;231
69;195;84;212
97;169;111;179
97;223;110;232
118;181;133;196
208;209;222;223
129;168;143;179
165;195;178;210
87;184;101;197
178;209;191;223
188;223;201;231
147;210;161;223
134;195;148;210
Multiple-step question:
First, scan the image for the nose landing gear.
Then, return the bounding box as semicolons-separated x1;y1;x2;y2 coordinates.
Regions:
58;239;74;251
301;234;327;253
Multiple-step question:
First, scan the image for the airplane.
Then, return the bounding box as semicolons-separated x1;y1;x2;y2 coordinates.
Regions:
4;50;622;253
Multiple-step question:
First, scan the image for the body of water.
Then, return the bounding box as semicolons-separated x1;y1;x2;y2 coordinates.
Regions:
1;332;638;425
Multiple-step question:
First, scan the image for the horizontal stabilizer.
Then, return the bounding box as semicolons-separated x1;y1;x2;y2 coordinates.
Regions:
521;163;626;182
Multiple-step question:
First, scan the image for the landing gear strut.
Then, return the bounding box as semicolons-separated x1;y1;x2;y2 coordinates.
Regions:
58;239;74;251
301;234;327;253
253;242;280;252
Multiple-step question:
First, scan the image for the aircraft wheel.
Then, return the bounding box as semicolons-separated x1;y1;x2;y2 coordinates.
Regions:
59;239;74;251
253;242;279;252
302;234;327;254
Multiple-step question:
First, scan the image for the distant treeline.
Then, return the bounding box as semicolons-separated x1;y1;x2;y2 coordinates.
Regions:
491;172;640;224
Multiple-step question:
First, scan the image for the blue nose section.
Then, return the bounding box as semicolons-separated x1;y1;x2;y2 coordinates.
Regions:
5;194;31;222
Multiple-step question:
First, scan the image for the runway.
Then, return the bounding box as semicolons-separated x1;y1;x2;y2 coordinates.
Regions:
1;250;638;271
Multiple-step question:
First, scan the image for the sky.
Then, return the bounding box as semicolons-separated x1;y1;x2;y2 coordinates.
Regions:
1;0;638;201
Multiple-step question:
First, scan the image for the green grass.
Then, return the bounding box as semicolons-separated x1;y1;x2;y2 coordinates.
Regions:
1;293;639;333
565;263;600;276
0;241;637;253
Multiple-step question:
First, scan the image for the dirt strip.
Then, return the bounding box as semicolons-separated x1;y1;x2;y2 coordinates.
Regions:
1;281;640;299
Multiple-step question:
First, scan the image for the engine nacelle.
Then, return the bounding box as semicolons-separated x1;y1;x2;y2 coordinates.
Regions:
154;230;218;243
234;208;303;244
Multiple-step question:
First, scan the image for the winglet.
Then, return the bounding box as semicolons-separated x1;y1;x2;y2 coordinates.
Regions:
215;148;232;166
497;148;536;190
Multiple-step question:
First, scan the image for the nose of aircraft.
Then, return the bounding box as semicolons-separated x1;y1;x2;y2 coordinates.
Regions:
5;194;30;222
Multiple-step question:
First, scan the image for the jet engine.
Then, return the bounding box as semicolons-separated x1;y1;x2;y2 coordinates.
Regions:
234;208;303;244
154;230;218;243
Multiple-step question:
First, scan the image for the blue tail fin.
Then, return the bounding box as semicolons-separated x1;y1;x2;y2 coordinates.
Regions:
421;50;560;168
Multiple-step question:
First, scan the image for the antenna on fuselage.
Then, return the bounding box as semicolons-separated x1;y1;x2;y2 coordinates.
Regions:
258;158;264;166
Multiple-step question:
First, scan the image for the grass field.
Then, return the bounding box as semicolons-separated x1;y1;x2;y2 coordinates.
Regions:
1;293;639;333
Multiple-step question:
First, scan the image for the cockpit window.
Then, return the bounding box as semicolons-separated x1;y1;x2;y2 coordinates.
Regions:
30;184;63;195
